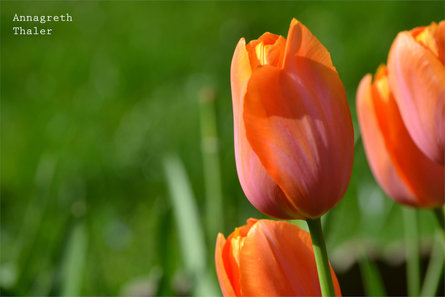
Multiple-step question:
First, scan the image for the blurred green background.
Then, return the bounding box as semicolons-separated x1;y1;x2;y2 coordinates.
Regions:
1;1;444;296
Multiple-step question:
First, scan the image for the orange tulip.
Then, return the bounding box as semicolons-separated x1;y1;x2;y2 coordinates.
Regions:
356;65;444;208
387;21;445;165
215;218;342;296
231;19;354;220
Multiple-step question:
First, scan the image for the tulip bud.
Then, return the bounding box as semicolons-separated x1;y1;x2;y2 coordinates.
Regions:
388;21;445;165
215;219;342;296
356;66;444;208
231;19;354;219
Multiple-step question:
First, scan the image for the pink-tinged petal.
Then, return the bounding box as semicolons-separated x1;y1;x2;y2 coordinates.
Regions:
356;74;418;206
435;94;445;160
233;138;300;219
283;18;335;72
243;61;354;218
239;220;342;296
215;233;237;297
434;21;445;156
388;30;445;164
370;69;444;207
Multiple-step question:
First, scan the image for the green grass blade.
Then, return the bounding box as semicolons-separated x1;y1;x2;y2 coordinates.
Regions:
61;222;88;297
12;156;57;291
432;207;445;231
359;255;387;296
420;231;445;297
163;155;206;273
163;155;218;296
432;207;445;253
403;207;420;297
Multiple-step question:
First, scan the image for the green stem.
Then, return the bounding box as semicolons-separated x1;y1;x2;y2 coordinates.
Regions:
307;217;336;297
403;207;420;297
358;253;387;296
198;87;224;243
420;231;445;297
433;207;444;232
432;207;445;255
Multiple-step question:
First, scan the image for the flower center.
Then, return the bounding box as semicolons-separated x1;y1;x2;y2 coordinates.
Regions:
255;42;269;65
230;228;247;268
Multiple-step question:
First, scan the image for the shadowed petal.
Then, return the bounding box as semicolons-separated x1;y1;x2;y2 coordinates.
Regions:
372;69;444;207
243;61;353;218
215;233;237;297
231;38;304;219
356;74;418;206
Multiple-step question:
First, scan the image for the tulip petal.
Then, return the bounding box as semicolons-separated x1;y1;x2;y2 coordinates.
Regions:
356;74;418;206
370;71;445;207
434;21;445;64
243;61;354;218
388;31;445;164
231;38;303;219
215;233;237;297
283;18;335;72
239;220;341;296
231;38;252;115
434;21;445;154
